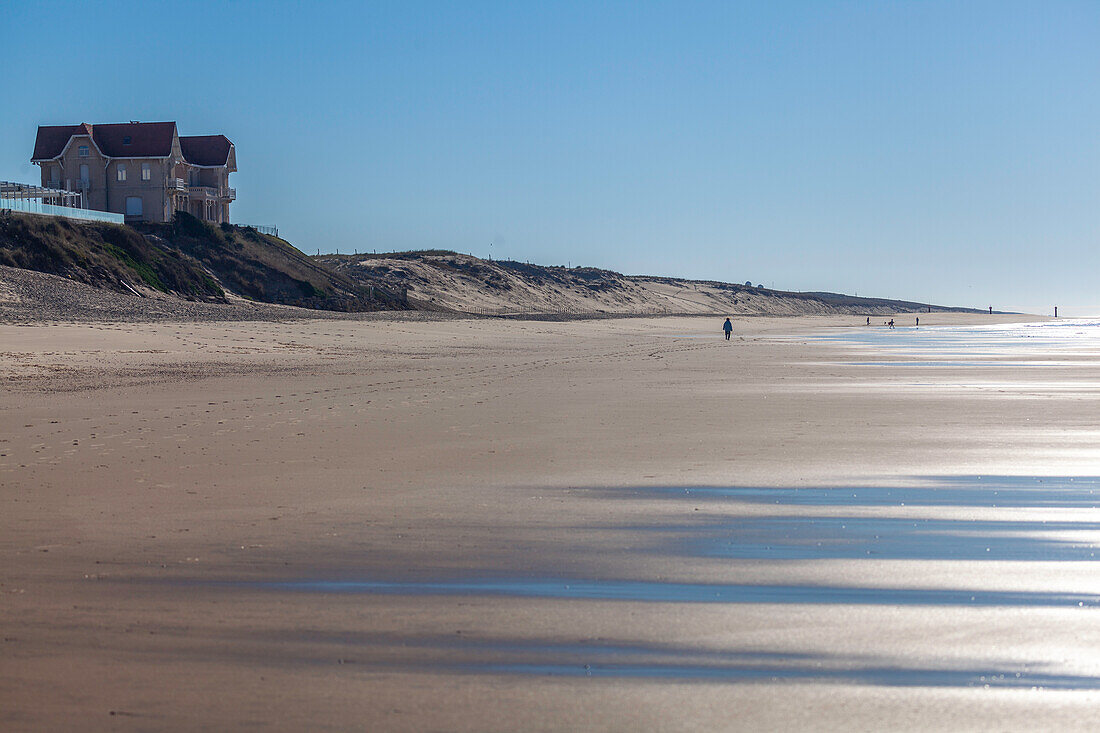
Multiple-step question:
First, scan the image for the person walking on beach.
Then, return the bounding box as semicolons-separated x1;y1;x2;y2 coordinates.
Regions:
888;319;895;329
723;318;733;340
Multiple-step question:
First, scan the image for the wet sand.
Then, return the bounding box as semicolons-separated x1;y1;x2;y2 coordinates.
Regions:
3;313;1100;730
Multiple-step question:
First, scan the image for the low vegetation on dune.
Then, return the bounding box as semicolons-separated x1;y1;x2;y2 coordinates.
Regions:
137;214;406;311
0;211;405;312
0;210;225;300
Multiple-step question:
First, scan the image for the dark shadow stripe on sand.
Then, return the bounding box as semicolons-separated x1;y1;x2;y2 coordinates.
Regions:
846;360;1084;367
255;578;1100;607
673;516;1100;561
249;631;1100;689
607;476;1100;508
457;661;1100;689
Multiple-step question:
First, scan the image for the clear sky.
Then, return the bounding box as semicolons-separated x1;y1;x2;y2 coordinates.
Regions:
2;1;1097;314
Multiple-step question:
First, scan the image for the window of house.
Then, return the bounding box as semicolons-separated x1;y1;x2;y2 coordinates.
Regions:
79;164;89;185
49;166;60;184
141;163;151;181
78;146;89;157
117;163;127;182
125;197;143;217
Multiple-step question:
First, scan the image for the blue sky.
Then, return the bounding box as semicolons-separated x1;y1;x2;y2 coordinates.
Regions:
2;1;1097;314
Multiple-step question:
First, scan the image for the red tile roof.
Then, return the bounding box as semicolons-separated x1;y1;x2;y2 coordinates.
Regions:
32;124;89;160
93;122;177;157
32;121;178;160
179;135;233;167
32;122;233;165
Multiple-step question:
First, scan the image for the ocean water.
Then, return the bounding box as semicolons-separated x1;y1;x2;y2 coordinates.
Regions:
802;319;1100;361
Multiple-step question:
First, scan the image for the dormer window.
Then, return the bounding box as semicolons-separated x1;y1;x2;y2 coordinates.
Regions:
78;145;89;157
123;136;132;145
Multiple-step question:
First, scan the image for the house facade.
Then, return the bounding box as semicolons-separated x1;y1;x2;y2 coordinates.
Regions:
31;121;236;224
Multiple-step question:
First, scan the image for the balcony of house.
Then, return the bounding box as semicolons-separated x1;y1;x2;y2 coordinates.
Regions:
167;177;187;192
187;184;235;202
45;178;89;193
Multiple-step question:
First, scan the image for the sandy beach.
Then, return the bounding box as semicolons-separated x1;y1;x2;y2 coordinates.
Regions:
3;311;1100;730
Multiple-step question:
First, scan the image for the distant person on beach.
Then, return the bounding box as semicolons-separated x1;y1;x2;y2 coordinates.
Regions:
866;317;870;326
723;318;733;340
915;317;919;326
888;319;895;329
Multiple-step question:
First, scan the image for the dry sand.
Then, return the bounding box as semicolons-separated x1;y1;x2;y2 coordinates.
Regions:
3;311;1100;730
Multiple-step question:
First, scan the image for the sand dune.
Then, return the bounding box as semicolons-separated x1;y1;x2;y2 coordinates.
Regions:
319;251;967;317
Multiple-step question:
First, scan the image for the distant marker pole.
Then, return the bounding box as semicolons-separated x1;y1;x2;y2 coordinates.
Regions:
1055;306;1058;318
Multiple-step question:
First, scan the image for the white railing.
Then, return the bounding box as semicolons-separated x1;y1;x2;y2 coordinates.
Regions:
168;177;186;191
188;185;235;200
243;224;277;237
1;197;124;224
